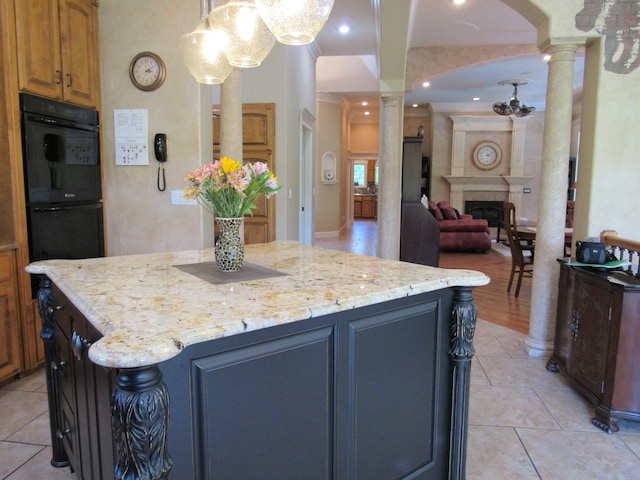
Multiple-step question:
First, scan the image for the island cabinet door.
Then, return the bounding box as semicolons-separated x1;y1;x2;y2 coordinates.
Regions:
161;291;452;479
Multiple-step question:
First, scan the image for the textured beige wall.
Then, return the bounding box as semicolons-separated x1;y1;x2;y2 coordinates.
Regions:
315;101;342;233
99;0;207;256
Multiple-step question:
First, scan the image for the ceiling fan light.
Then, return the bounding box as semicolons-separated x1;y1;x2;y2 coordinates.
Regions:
211;1;276;68
254;0;335;45
180;20;233;84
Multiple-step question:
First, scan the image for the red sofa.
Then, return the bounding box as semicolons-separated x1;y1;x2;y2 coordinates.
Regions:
427;201;492;252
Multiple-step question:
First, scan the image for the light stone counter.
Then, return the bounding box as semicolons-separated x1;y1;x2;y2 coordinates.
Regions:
27;240;489;368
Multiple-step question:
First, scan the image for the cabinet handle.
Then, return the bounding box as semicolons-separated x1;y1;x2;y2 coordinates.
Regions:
71;330;92;361
66;73;73;88
568;311;580;340
56;428;72;439
46;305;64;314
51;360;66;371
55;70;62;85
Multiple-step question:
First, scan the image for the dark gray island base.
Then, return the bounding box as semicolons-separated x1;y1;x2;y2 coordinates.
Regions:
29;242;488;479
39;281;478;480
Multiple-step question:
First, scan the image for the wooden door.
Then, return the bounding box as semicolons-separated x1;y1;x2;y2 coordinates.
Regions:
213;103;276;244
15;0;63;100
59;0;99;107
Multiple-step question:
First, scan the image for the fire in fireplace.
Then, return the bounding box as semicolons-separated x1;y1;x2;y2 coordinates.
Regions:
465;201;504;241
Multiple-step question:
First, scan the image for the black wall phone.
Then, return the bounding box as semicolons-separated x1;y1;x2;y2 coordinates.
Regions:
154;133;167;191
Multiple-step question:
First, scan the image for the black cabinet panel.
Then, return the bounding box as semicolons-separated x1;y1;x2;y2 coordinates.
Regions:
191;327;334;480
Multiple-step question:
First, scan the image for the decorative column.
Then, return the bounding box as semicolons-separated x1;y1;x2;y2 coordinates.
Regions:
377;94;403;260
525;43;579;356
449;286;478;480
220;68;243;161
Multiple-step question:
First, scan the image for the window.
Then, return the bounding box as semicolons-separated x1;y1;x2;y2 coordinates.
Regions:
353;163;366;187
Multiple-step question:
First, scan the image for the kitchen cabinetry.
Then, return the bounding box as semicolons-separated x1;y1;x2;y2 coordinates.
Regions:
0;250;21;382
354;195;377;218
42;280;115;477
547;263;640;432
15;0;100;108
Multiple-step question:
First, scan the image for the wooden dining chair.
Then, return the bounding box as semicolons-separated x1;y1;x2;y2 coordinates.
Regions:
503;202;534;297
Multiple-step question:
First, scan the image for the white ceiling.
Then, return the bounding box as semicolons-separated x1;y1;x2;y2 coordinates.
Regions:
314;0;584;115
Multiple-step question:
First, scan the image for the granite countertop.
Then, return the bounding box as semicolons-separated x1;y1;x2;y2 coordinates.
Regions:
26;241;489;369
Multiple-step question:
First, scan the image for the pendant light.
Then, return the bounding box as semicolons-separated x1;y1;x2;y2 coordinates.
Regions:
180;0;233;84
254;0;335;45
210;1;276;68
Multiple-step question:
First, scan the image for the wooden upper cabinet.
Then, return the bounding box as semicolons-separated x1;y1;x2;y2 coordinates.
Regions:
15;0;99;108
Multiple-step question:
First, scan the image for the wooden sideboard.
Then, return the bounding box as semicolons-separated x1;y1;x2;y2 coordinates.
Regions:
547;262;640;433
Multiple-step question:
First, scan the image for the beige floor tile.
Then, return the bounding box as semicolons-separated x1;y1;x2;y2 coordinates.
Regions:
0;391;49;440
471;357;490;385
4;447;75;480
517;428;640;480
474;335;510;357
470;385;561;429
2;369;46;393
478;356;570;389
467;425;539;479
7;412;52;446
534;386;600;432
475;319;522;338
0;442;42;478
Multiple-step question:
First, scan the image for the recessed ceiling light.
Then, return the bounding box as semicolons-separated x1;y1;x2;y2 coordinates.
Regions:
422;81;430;88
339;24;350;34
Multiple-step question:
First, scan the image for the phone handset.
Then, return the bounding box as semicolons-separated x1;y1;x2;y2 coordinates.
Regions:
154;133;167;191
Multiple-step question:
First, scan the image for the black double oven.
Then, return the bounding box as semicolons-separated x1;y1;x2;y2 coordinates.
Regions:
21;93;104;296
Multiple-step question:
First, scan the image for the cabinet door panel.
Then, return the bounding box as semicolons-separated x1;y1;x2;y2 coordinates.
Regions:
570;278;611;398
15;0;63;99
59;0;99;107
189;327;334;479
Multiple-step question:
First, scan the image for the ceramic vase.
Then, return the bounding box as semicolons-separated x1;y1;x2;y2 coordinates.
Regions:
214;217;244;272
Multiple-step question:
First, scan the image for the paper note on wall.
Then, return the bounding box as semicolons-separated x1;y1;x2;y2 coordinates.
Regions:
114;109;149;165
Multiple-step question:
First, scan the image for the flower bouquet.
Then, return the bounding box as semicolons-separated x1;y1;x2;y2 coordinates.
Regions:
184;157;280;271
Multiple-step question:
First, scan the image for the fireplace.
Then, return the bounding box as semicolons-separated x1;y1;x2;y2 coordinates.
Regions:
465;201;504;241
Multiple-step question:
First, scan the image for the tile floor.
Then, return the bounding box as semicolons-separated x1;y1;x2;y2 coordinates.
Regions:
2;319;639;478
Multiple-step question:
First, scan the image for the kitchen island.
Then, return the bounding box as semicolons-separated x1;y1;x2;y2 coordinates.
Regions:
28;241;489;480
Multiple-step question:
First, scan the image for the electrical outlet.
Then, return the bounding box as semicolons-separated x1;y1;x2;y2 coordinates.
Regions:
171;190;196;205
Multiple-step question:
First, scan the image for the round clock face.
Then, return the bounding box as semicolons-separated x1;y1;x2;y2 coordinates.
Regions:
473;141;502;170
129;52;166;91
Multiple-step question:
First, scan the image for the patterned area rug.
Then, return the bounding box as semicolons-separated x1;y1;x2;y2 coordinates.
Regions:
491;242;511;257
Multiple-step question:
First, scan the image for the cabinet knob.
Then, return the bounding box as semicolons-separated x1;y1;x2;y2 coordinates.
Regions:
51;360;66;371
56;428;72;439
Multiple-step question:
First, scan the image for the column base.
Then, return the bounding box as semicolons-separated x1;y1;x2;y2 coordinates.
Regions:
523;335;554;357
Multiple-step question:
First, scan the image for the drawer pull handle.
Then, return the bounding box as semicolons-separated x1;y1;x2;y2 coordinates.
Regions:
71;331;92;361
56;428;72;439
51;360;66;371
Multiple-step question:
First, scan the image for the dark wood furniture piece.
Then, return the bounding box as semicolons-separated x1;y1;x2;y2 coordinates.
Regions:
547;262;640;433
32;244;486;479
503;203;534;297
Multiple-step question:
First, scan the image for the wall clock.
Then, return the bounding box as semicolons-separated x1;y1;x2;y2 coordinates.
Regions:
472;141;502;170
129;52;166;91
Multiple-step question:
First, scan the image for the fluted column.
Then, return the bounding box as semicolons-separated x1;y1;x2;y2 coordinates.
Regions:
377;94;404;260
525;44;579;356
220;68;243;162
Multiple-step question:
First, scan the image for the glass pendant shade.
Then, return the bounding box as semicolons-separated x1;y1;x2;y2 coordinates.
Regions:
180;20;233;84
254;0;335;45
211;1;276;68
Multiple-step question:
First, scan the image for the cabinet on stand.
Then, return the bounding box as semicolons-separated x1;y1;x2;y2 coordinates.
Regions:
547;262;640;433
